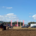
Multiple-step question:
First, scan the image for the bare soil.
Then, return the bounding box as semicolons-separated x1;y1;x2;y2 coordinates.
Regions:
0;29;36;36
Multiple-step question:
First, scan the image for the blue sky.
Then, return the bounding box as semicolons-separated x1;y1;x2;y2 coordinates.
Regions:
0;0;36;24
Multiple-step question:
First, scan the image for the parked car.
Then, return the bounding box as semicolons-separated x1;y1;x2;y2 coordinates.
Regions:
21;25;29;28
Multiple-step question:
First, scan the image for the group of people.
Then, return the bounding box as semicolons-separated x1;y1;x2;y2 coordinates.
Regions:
6;24;13;29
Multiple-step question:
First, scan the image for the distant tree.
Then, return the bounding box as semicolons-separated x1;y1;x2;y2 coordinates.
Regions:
28;22;36;26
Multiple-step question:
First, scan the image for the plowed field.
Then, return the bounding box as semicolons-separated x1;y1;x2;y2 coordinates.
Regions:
0;29;36;36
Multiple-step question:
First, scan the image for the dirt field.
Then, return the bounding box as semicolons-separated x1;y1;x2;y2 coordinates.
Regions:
0;29;36;36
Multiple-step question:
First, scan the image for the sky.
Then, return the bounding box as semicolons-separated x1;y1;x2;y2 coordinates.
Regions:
0;0;36;24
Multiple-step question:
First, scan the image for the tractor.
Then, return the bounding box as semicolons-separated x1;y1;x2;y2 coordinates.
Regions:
0;21;6;31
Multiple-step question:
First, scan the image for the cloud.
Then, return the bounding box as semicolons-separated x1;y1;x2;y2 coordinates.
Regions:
32;14;36;19
29;13;34;14
6;7;12;9
29;16;31;17
29;13;32;14
2;6;5;8
28;21;31;22
0;13;19;22
2;6;12;9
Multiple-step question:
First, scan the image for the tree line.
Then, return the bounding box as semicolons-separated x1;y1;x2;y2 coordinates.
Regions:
4;21;23;26
4;21;36;26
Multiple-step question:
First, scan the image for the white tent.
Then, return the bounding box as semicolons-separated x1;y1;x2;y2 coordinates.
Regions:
30;24;36;27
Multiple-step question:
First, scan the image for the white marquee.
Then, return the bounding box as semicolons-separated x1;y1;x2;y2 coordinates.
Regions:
30;24;36;27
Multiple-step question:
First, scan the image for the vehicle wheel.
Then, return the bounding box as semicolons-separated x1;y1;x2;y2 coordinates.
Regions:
3;26;6;30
